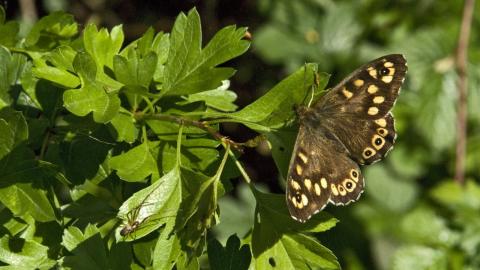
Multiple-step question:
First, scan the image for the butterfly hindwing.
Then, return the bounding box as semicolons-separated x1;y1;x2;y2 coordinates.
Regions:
286;126;365;222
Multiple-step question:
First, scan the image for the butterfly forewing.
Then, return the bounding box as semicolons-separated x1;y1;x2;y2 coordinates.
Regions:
286;54;407;222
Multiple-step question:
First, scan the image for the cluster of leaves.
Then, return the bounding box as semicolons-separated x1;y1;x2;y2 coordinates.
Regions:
0;6;344;269
253;0;480;269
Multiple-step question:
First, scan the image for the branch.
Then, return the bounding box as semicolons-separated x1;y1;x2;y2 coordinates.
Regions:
136;112;248;152
454;0;475;185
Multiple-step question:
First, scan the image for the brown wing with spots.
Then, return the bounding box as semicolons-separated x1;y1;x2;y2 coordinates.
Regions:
313;54;406;164
286;126;365;222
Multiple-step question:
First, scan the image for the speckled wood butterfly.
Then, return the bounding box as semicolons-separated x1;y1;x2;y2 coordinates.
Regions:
286;54;407;222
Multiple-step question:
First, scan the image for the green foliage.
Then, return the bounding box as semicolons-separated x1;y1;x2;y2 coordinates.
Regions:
0;6;340;269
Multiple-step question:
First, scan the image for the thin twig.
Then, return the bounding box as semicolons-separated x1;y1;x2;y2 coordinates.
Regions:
454;0;475;185
136;112;245;152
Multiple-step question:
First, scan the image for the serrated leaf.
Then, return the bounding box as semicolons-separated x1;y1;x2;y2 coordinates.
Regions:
63;52;120;123
83;24;124;70
25;11;77;49
163;8;249;96
109;141;157;182
62;224;101;252
113;51;157;87
213;65;327;132
207;235;251;270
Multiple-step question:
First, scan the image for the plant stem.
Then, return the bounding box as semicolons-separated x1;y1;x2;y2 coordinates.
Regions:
454;0;475;186
137;112;245;152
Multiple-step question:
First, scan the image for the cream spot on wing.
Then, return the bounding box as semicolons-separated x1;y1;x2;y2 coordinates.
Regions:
354;79;364;87
331;184;339;196
377;128;388;137
362;147;377;159
384;61;394;67
310;150;316;155
320;178;327;189
338;185;347;196
291;180;301;190
372;134;386;150
342;87;353;99
304;179;312;191
350;169;359;182
298;152;308;163
368;107;379;115
296;165;303;175
368;67;378;79
375;118;387;127
382;75;393;83
301;194;309;206
373;96;385;104
314;183;321;195
367;84;379;94
343;179;356;192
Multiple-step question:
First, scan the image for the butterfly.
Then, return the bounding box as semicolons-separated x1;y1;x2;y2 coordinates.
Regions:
286;54;407;222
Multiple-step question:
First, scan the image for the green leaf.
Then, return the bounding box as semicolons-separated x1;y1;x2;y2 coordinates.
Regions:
217;65;328;131
113;51;157;88
267;126;298;179
116;168;181;241
0;108;28;155
0;236;56;269
0;183;55;222
62;224;101;252
0;47;16;108
250;188;339;269
207;234;251;270
252;232;339;270
391;245;447;270
32;46;80;88
162;8;249;96
109;112;138;143
253;186;338;233
179;80;238;112
0;18;19;47
152;221;181;270
175;146;229;255
63;52;121;123
83;24;124;70
62;227;109;270
25;11;78;49
109;141;157;182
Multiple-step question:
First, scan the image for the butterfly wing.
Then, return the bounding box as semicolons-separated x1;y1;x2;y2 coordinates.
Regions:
312;54;407;164
286;126;365;222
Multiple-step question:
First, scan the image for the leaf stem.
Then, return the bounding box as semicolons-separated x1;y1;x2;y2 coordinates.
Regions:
137;112;245;152
454;0;475;186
